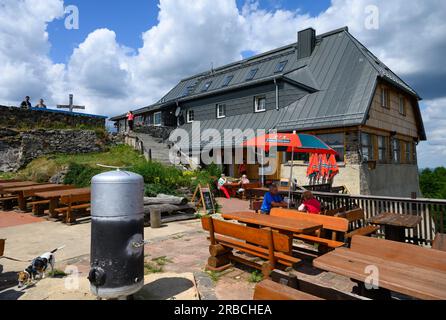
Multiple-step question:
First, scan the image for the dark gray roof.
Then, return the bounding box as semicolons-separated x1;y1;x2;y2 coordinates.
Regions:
111;27;425;141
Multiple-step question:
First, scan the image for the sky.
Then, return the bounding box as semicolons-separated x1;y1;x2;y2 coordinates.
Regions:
0;0;445;168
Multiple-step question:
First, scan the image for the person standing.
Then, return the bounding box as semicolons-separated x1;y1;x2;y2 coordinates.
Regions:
35;99;47;109
20;96;32;109
127;111;135;132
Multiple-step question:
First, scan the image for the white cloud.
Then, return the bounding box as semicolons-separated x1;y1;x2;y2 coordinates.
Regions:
0;0;64;103
0;0;445;167
418;98;446;168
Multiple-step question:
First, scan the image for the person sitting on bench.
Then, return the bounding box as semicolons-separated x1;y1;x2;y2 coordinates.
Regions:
260;184;288;215
298;191;321;214
217;174;231;199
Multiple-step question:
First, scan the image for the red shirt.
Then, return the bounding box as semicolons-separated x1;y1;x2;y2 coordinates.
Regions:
303;198;321;214
127;113;135;121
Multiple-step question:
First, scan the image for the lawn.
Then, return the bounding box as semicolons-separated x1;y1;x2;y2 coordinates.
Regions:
3;144;221;197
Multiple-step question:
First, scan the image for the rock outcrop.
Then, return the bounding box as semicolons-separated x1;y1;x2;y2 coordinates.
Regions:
0;129;106;172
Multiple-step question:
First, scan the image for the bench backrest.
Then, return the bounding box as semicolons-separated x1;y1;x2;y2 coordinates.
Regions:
350;235;446;272
242;182;261;190
323;207;346;217
254;280;323;300
60;193;91;205
201;217;291;253
270;208;349;233
433;233;446;252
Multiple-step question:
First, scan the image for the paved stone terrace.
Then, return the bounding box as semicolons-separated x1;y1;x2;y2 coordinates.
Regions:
0;197;358;300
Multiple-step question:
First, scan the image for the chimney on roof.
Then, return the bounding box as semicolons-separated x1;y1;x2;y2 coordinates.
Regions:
297;28;316;59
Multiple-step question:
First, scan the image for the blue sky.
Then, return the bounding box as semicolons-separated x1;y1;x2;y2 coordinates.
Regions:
1;0;445;168
48;0;331;63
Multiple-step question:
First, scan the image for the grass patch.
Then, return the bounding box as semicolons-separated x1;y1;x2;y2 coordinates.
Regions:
48;269;68;278
144;256;173;275
206;270;222;283
248;271;263;284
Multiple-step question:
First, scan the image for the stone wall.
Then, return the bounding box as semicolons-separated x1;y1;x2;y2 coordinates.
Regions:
0;105;106;129
0;128;106;172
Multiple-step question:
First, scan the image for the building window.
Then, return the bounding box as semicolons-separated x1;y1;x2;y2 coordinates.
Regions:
221;75;234;87
399;96;406;116
392;139;401;163
381;88;390;108
361;133;374;162
153;112;162;126
246;68;258;81
201;81;212;92
378;136;387;162
254;96;266;113
217;104;226;119
405;141;412;163
183;85;195;97
187;110;194;123
274;60;288;73
318;133;345;163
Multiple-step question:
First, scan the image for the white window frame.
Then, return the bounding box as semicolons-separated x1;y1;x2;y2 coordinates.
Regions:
381;88;389;108
216;104;226;119
254;96;266;113
153;112;162;127
187;109;194;123
399;96;406;116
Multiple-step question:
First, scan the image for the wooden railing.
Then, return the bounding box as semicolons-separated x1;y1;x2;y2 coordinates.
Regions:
291;190;445;246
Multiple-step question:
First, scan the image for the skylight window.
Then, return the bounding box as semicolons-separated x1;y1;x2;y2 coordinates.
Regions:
221;75;234;87
246;68;259;81
182;85;195;97
201;81;212;92
274;60;288;73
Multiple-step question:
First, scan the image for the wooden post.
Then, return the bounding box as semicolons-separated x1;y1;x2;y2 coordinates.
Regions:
208;217;216;245
150;209;162;229
264;228;276;277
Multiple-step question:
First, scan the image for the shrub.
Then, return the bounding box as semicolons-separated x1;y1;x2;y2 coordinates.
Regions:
64;163;103;187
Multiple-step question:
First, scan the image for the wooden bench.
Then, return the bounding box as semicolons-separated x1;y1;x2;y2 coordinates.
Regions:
250;200;263;213
323;207;346;216
201;217;300;277
55;193;91;224
240;182;261;200
342;209;379;242
270;208;349;252
254;279;323;300
432;233;446;252
0;196;18;211
27;200;51;216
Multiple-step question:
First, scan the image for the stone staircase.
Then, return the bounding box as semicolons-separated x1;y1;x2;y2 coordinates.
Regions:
134;133;172;166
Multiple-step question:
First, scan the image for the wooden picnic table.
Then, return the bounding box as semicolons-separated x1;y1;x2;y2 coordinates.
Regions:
0;181;39;195
4;184;75;212
34;188;91;219
369;212;422;242
221;211;322;252
313;236;446;300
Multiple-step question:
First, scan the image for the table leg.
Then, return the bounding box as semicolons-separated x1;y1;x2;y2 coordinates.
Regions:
384;225;406;242
49;198;59;220
17;193;27;212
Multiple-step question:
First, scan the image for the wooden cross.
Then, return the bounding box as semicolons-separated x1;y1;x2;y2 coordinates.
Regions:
57;94;85;112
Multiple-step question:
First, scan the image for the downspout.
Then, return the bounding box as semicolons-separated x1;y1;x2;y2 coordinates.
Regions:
274;78;279;110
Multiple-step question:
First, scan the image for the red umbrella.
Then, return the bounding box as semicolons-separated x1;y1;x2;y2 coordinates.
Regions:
243;132;337;206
